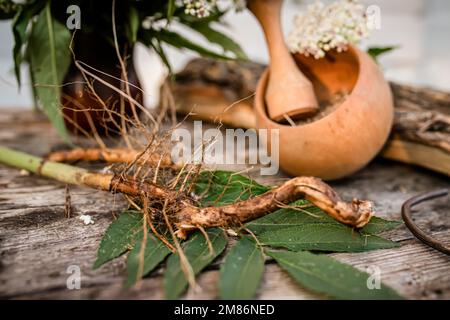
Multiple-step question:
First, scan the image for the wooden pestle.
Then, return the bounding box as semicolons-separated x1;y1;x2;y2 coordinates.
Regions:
248;0;318;122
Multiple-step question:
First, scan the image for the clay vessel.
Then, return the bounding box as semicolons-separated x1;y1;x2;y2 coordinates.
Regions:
254;46;394;180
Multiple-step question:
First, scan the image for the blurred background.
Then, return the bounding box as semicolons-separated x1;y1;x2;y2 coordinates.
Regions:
0;0;449;108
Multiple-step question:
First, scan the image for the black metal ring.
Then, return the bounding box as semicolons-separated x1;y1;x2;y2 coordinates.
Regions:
401;189;450;255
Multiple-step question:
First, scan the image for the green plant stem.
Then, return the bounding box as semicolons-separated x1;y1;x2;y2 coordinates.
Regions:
0;145;175;199
0;145;88;185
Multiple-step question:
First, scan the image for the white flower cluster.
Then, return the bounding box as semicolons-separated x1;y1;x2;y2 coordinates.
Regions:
182;0;216;18
182;0;246;18
288;0;370;59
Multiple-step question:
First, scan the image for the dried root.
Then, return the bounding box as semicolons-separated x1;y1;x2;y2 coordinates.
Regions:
38;138;379;243
81;171;373;240
47;148;173;167
45;148;374;239
173;176;373;239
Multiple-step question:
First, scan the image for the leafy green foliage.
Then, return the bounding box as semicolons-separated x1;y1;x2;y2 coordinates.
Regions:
164;228;227;299
246;200;335;234
28;2;71;141
246;199;401;252
94;211;143;269
94;171;402;299
367;46;398;63
219;237;265;299
193;170;270;206
257;224;399;252
181;18;247;60
12;0;45;86
144;29;236;61
167;0;176;21
6;0;245;134
0;0;21;19
360;216;403;234
247;200;401;236
268;250;403;300
126;6;140;45
126;232;171;287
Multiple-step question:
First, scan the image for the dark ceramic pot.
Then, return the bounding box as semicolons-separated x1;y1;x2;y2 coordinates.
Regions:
61;33;142;136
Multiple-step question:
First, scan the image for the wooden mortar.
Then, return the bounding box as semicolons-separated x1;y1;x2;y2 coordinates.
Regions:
247;0;319;121
254;46;394;180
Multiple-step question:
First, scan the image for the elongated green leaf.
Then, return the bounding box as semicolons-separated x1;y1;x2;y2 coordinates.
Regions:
246;200;334;234
12;0;45;86
149;37;173;74
155;29;234;60
258;224;399;252
360;216;402;235
93;211;143;269
186;22;247;59
219;237;264;299
126;232;171;287
164;228;227;299
28;2;71;141
0;0;21;19
367;46;398;63
269;250;403;299
247;200;402;235
193;170;270;206
127;6;140;44
167;0;176;21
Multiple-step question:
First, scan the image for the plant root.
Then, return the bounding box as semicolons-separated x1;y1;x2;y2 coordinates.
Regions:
173;176;374;239
1;146;374;241
47;148;173;167
49;160;373;239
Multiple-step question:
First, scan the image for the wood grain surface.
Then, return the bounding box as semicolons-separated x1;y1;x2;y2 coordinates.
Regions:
0;107;449;299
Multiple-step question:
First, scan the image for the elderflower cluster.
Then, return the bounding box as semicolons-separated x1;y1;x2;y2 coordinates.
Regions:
182;0;246;18
288;0;370;59
182;0;216;18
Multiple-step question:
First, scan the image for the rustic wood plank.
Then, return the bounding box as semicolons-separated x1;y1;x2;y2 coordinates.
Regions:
0;108;449;299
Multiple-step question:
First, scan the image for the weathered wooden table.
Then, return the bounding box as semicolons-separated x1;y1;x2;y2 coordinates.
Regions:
0;108;449;299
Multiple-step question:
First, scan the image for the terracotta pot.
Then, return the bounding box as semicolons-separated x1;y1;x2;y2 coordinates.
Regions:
61;34;142;136
254;46;394;180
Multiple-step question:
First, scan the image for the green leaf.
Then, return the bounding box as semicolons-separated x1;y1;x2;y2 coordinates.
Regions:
257;224;399;252
127;6;140;45
12;0;45;86
246;200;335;234
126;232;171;287
219;237;264;299
247;200;402;236
164;228;227;299
186;22;247;60
167;0;176;21
193;170;270;206
93;211;143;269
0;0;21;19
360;216;402;235
268;250;403;299
367;46;398;63
149;37;173;74
155;29;235;60
28;2;71;141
